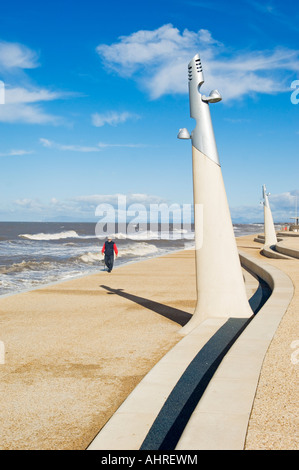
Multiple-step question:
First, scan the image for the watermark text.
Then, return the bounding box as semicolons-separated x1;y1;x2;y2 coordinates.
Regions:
291;340;299;365
0;80;5;104
94;195;201;243
290;80;299;105
0;341;5;364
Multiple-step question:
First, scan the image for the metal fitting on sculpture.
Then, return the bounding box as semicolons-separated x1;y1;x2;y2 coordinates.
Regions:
178;53;222;166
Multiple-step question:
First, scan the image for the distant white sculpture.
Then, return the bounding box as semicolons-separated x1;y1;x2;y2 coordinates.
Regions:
262;184;277;246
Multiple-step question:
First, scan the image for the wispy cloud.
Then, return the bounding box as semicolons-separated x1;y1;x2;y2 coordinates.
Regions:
7;189;299;223
96;24;299;100
14;198;43;210
74;193;166;207
0;85;78;124
0;40;78;124
245;0;276;15
0;102;61;125
4;87;68;104
40;138;101;152
231;189;299;222
10;193;168;219
268;190;299;214
39;138;145;152
0;40;39;71
246;0;299;29
91;110;140;127
0;149;33;157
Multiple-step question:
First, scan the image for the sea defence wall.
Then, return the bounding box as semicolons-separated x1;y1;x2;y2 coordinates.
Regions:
87;248;294;451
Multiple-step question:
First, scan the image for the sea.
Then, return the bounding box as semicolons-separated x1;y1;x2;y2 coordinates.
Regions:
0;221;278;298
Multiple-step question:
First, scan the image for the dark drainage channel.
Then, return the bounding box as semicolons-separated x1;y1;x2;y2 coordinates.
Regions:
248;272;272;314
140;272;272;451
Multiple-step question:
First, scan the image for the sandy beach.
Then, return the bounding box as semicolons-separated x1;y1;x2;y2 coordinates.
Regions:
0;252;195;450
0;235;298;450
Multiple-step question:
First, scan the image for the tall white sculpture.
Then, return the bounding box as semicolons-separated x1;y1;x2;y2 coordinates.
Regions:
262;184;277;246
178;54;252;334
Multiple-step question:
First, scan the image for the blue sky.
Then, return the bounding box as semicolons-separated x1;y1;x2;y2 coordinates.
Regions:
0;0;298;222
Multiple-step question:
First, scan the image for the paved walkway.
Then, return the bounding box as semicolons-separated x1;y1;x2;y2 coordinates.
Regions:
237;235;298;450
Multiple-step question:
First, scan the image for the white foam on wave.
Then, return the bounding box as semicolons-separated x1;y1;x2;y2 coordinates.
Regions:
120;242;159;257
105;230;194;241
0;260;53;274
19;230;80;241
80;252;102;263
80;243;159;264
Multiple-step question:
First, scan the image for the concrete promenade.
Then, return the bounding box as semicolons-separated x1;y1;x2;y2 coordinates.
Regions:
0;234;298;450
239;234;298;450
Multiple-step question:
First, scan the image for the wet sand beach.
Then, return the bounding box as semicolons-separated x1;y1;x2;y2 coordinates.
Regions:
0;235;298;450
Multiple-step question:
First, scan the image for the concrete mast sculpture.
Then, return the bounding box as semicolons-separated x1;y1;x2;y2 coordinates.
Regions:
178;53;252;334
262;184;277;246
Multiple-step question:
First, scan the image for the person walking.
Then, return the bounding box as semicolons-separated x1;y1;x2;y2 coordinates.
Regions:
101;236;118;272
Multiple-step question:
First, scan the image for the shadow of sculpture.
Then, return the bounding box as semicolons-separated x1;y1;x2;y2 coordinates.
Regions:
100;285;192;326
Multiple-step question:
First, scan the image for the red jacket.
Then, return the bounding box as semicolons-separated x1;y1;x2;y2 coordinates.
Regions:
102;241;118;256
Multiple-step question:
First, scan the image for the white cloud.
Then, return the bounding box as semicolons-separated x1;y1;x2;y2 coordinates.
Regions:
0;40;78;125
91;110;140;127
0;41;39;70
96;24;299;100
39;138;52;147
0;85;73;124
0;85;78;125
0;102;61;124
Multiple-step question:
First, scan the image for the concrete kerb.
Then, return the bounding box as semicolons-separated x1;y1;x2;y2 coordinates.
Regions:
254;234;282;244
87;251;294;451
275;241;299;259
277;232;299;238
261;244;293;260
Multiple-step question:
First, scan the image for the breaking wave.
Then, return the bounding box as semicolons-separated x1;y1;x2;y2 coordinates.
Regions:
79;243;159;263
0;260;53;274
19;230;80;241
103;229;194;241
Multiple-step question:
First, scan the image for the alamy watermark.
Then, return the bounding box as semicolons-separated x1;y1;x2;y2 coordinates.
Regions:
0;341;5;364
290;80;299;104
94;195;202;246
0;80;5;104
290;340;299;365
